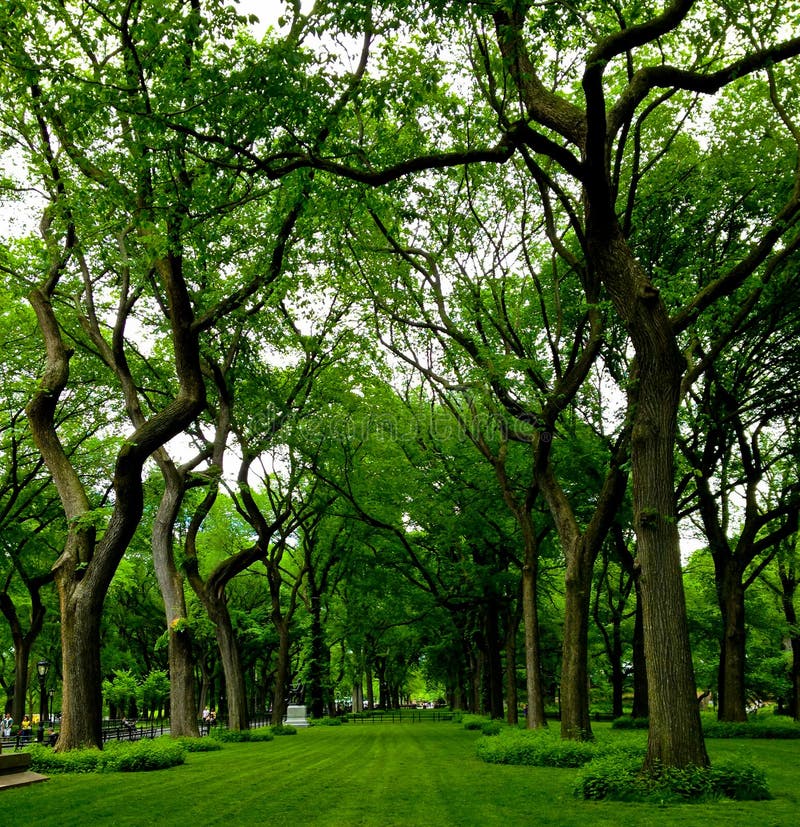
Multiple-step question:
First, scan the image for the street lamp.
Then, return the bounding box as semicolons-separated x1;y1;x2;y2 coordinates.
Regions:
36;660;50;743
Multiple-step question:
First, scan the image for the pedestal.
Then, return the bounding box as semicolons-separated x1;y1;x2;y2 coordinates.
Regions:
285;704;309;727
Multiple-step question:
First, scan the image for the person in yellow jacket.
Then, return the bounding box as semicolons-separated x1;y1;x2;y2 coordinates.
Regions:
20;715;32;742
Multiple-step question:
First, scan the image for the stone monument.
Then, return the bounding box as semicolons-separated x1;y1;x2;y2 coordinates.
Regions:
285;682;308;727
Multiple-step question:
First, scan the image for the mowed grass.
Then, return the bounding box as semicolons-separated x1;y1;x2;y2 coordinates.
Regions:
3;722;800;826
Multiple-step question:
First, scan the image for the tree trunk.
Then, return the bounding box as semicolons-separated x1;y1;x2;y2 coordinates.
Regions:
560;538;594;739
594;229;707;768
504;602;520;725
152;463;198;737
308;584;327;719
777;563;799;719
271;619;292;726
56;571;104;750
484;605;505;719
208;599;248;730
715;560;748;722
521;539;547;728
11;644;31;732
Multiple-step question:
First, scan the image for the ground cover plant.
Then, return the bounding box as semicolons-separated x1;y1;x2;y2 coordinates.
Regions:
612;711;800;738
4;722;800;826
27;737;188;774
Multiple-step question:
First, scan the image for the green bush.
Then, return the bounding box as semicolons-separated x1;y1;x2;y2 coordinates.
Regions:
310;717;343;727
28;738;187;774
476;729;597;768
99;739;186;772
270;724;298;736
208;726;274;743
575;754;771;802
481;720;503;736
702;713;800;739
28;744;103;774
461;714;489;731
172;736;223;752
611;716;649;730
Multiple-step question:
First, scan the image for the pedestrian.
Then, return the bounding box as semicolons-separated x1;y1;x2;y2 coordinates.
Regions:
1;712;12;738
21;715;32;742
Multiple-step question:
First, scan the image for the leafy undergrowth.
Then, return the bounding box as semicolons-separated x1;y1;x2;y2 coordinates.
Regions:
208;726;274;743
476;727;770;803
702;713;800;739
475;728;624;768
28;737;188;774
309;717;343;727
270;724;298;736
575;754;771;802
613;712;800;739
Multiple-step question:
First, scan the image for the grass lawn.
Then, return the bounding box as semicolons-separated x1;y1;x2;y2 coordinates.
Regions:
3;722;799;826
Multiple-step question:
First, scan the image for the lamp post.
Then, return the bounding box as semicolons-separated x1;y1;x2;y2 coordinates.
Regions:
36;660;50;743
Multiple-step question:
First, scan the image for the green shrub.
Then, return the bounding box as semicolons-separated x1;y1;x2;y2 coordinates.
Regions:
702;714;800;739
461;714;489;731
476;729;597;768
28;744;103;774
271;724;298;736
481;720;503;736
172;736;223;752
611;716;649;730
209;726;274;743
99;739;186;772
575;755;771;802
311;717;343;727
28;738;187;774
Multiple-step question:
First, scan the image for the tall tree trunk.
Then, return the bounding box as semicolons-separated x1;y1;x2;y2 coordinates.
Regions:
631;588;649;719
484;605;505;719
206;598;248;730
271;619;292;726
521;537;547;728
504;601;521;724
715;559;747;722
152;462;198;737
594;230;707;768
777;561;800;719
308;582;327;719
56;557;104;749
560;538;594;739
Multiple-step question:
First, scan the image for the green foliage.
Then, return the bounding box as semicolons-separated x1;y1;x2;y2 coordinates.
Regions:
476;729;600;768
171;736;223;753
460;714;488;731
702;712;800;739
270;724;298;736
28;744;103;774
611;716;650;730
208;726;275;743
575;755;771;803
28;737;187;773
310;717;343;726
98;739;187;772
480;720;504;736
